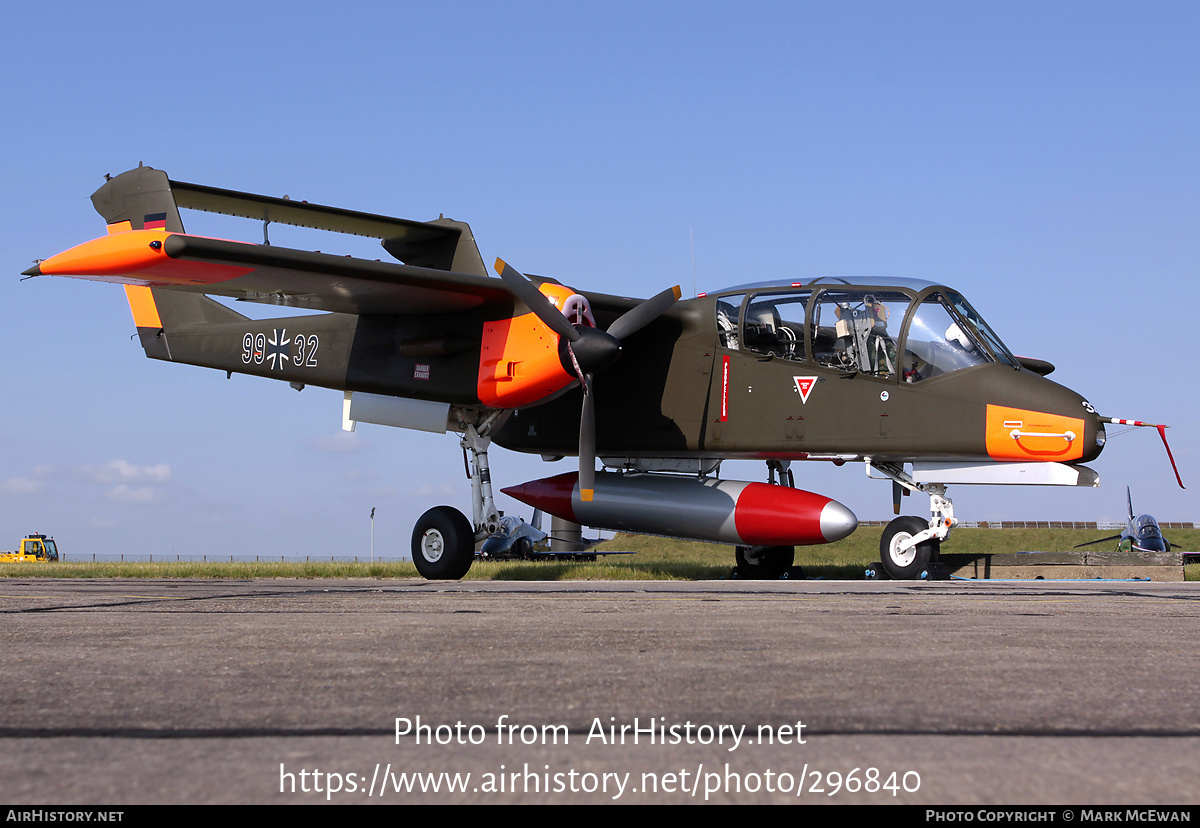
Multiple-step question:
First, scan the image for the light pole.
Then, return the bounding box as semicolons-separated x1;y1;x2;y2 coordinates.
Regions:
370;507;375;563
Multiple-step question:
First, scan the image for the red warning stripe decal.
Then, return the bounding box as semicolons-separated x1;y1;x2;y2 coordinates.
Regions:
720;355;730;422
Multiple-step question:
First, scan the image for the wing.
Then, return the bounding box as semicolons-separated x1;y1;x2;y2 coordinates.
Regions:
28;165;644;320
1071;534;1124;549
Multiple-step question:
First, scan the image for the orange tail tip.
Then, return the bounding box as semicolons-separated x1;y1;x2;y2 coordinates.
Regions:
34;230;253;286
124;285;162;329
36;229;172;278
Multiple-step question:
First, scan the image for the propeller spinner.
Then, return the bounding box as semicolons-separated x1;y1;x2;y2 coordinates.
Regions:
495;259;681;500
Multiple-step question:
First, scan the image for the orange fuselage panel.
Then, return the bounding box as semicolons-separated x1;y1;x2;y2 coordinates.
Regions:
985;404;1085;462
477;311;575;408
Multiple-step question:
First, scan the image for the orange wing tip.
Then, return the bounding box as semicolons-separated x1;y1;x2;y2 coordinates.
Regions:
580;489;594;502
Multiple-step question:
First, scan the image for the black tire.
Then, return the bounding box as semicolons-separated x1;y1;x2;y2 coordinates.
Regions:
411;506;475;580
879;516;939;580
514;536;534;558
735;545;795;579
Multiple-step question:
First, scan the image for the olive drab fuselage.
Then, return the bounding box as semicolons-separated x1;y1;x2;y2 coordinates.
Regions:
494;282;1104;469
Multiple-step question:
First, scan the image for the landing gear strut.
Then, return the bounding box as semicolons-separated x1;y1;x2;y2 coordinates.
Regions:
409;408;512;580
870;461;956;580
734;460;798;579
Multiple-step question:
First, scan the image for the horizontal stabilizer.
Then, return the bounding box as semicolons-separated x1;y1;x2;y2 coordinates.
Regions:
44;166;652;320
170;178;487;276
90;166;488;276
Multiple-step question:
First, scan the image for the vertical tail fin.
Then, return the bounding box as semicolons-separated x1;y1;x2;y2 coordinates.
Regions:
91;165;185;233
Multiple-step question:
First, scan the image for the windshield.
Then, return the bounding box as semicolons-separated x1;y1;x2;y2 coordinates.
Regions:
903;293;994;381
942;291;1017;367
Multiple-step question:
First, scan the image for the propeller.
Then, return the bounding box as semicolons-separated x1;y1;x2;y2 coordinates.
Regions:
495;258;681;501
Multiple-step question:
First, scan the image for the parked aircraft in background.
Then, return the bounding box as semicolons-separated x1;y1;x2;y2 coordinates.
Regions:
1074;487;1181;554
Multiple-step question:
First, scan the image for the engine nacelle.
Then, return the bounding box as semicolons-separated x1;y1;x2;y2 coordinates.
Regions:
477;283;595;409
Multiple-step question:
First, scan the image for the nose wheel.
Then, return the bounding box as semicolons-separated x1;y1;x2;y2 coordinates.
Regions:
879;516;940;579
869;462;956;580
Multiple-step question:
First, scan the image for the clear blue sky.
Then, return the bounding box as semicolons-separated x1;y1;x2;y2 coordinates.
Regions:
3;1;1196;559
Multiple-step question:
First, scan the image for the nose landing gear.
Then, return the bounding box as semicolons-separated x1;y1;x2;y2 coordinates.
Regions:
871;462;957;580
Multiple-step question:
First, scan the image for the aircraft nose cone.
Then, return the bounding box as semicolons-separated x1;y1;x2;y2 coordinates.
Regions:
819;500;858;542
1138;537;1168;553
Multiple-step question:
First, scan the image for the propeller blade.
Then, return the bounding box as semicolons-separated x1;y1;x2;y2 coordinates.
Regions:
491;262;680;504
579;373;596;502
494;258;579;342
606;285;682;341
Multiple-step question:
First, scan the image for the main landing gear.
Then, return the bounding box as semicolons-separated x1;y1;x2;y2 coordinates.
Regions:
734;459;798;580
734;545;796;579
412;506;475;580
410;409;511;580
871;462;957;580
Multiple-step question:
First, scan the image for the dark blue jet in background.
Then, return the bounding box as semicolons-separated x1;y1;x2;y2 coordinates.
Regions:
1074;487;1180;554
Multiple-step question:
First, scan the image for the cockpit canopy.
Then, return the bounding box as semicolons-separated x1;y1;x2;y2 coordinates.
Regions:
714;279;1018;382
1134;516;1165;540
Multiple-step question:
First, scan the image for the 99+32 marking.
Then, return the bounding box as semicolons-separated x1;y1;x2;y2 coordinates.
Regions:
242;329;319;370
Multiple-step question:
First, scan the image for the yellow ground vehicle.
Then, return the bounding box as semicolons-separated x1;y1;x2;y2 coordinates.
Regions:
1;534;60;563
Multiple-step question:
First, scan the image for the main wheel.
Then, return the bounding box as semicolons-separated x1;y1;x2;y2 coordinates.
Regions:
411;506;475;580
735;545;795;579
879;516;939;579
